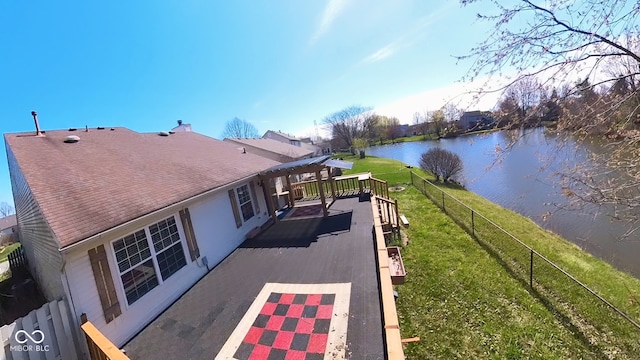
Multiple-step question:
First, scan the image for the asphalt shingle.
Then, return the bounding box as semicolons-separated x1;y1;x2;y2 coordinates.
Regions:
4;128;281;247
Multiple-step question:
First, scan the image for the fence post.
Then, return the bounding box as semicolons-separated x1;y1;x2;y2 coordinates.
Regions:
471;210;475;236
530;250;534;288
442;191;445;212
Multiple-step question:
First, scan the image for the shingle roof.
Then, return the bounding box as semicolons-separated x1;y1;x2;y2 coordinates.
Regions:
5;128;281;248
0;215;16;231
263;130;298;141
223;138;314;159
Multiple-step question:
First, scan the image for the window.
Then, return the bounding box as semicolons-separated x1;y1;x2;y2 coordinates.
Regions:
236;184;255;221
149;217;187;281
112;216;187;305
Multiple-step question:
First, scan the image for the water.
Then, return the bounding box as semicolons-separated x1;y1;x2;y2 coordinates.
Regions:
365;128;640;277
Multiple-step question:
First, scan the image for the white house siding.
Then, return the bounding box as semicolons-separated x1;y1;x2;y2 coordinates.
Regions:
64;211;206;347
189;180;269;267
63;179;269;347
6;144;64;300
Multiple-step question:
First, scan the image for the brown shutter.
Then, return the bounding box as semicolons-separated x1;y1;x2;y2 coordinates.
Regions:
88;245;121;323
179;208;200;261
228;189;242;228
249;181;260;213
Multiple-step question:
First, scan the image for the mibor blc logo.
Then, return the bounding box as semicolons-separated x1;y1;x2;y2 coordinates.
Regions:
11;330;50;353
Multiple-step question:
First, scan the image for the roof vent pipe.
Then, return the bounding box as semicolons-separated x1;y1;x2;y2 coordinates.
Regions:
31;111;42;136
177;120;183;126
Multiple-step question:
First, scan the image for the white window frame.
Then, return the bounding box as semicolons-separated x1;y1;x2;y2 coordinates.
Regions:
110;215;189;307
236;184;255;222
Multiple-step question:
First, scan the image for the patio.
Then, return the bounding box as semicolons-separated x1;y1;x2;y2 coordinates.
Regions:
123;195;385;359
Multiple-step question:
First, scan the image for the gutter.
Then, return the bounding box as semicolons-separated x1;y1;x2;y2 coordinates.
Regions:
59;173;259;254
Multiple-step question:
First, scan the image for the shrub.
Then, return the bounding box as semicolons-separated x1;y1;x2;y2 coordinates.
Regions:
419;148;463;182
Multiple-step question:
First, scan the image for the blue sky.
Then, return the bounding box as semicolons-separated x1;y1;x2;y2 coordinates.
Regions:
0;0;497;207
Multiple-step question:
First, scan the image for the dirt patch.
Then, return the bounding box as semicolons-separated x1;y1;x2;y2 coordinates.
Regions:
389;186;406;192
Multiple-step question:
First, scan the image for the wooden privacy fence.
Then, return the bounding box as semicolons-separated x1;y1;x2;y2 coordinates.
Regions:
7;248;26;275
0;299;80;360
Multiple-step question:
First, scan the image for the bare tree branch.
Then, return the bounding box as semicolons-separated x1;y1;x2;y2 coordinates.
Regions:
222;117;260;139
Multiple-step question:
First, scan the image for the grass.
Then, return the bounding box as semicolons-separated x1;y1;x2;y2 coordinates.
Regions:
373;134;437;145
339;153;640;359
0;243;20;263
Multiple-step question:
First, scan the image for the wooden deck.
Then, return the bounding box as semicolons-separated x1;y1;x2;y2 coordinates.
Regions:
123;196;386;359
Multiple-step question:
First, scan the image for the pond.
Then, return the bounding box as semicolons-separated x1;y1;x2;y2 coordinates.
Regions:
365;128;640;277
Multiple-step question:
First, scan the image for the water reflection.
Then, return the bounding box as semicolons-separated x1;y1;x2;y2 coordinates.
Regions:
365;128;640;277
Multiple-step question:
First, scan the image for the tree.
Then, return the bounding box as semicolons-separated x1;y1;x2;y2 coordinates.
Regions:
413;112;431;139
442;104;463;123
0;202;14;217
385;117;403;142
419;148;463;182
539;88;562;123
222;117;259;139
429;110;446;138
461;0;640;129
507;77;542;122
461;0;640;229
494;92;523;128
322;105;377;149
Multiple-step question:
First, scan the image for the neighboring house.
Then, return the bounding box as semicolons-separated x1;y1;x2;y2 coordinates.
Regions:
0;214;17;236
0;214;17;243
399;124;410;137
223;137;315;163
263;130;301;146
5;127;280;347
263;130;323;156
459;111;494;130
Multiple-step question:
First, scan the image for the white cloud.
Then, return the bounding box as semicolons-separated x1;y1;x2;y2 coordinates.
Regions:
359;8;447;65
311;0;350;44
362;43;397;63
374;79;503;124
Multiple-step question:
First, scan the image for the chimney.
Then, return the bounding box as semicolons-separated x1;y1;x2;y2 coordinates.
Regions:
177;120;183;126
31;111;42;136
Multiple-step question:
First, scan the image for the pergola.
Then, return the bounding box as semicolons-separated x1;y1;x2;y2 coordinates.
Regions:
258;155;351;222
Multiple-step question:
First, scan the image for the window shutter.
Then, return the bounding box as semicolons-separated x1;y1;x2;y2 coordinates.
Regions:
179;208;200;261
228;189;242;228
249;181;260;213
88;245;121;323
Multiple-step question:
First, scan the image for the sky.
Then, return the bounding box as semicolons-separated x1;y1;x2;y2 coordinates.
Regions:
0;0;501;207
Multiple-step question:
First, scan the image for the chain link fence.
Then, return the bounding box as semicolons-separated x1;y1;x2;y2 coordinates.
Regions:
410;171;640;355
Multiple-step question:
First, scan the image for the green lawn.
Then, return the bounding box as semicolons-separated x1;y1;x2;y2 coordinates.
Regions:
340;154;640;359
0;242;20;263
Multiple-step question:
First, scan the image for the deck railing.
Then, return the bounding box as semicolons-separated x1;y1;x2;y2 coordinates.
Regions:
371;197;405;359
81;315;130;360
369;177;389;199
290;173;391;200
376;196;400;229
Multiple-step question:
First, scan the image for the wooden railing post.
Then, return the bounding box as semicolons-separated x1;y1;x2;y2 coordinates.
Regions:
395;199;400;228
81;316;130;360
